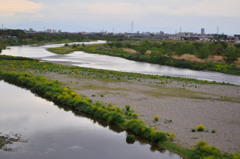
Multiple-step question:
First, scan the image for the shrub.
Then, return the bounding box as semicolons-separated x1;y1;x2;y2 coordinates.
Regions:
211;130;216;133
125;119;146;135
167;132;176;141
151;131;168;144
232;153;240;159
192;129;196;132
192;140;222;158
125;105;131;111
132;112;138;119
153;115;160;121
196;124;206;131
126;134;136;144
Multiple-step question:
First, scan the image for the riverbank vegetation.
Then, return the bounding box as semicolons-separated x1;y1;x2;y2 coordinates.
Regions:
0;55;231;86
48;41;240;75
0;55;239;158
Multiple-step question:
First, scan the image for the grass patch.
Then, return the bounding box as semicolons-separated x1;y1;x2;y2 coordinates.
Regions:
47;47;75;54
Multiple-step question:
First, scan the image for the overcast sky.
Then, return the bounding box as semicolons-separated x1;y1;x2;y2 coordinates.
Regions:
0;0;239;35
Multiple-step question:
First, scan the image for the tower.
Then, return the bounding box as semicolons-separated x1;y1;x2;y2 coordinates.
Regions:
131;21;133;33
201;28;205;35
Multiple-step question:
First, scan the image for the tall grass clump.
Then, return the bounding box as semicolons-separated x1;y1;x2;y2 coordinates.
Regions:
196;124;206;132
153;115;160;121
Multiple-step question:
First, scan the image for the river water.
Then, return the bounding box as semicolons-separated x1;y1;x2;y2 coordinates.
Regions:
0;81;181;159
2;40;240;85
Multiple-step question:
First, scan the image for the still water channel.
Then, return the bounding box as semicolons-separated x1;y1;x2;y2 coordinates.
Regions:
0;81;181;159
2;41;240;85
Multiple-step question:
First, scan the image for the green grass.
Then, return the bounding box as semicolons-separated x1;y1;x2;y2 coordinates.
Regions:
47;47;75;54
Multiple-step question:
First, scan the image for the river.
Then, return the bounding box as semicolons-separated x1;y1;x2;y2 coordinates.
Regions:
0;81;181;159
2;40;240;85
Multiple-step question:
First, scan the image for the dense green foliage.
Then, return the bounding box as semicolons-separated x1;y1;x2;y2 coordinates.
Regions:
107;40;240;61
126;134;136;143
53;42;240;75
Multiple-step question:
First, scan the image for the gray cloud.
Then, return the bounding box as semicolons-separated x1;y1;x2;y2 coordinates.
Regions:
1;0;239;34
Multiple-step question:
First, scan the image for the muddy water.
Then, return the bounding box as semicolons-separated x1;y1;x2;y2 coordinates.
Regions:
0;81;181;159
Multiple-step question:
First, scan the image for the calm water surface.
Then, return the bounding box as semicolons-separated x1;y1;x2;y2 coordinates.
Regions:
0;81;181;159
2;41;240;85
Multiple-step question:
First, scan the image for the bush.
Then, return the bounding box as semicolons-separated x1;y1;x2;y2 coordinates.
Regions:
125;119;146;135
196;124;206;131
211;130;216;133
223;47;239;63
167;132;176;141
125;105;131;111
191;141;222;159
192;129;196;132
153;115;160;121
126;134;136;144
232;153;240;159
151;131;168;144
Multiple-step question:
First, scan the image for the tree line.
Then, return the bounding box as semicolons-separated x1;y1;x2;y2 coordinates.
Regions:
0;29;126;53
107;40;240;63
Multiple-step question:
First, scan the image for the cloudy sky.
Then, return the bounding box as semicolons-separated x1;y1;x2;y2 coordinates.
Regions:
0;0;239;34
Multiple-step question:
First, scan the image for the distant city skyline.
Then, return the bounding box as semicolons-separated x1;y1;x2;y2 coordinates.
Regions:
0;0;240;35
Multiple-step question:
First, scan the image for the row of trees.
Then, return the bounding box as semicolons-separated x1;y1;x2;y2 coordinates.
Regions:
107;40;240;63
0;29;127;47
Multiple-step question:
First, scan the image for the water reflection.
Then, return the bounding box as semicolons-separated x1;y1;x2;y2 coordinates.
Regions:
0;81;181;159
2;41;240;85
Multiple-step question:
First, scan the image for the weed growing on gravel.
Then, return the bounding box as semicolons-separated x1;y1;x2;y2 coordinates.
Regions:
153;115;160;121
196;125;206;132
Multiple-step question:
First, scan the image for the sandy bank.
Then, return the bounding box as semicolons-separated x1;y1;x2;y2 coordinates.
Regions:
44;72;240;153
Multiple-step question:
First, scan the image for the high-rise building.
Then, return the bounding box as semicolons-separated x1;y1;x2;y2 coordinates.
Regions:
201;28;205;35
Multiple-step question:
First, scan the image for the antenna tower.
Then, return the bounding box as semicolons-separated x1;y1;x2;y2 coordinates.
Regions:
131;21;133;33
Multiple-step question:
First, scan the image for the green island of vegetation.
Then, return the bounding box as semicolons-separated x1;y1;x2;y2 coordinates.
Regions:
48;40;240;75
0;55;240;159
